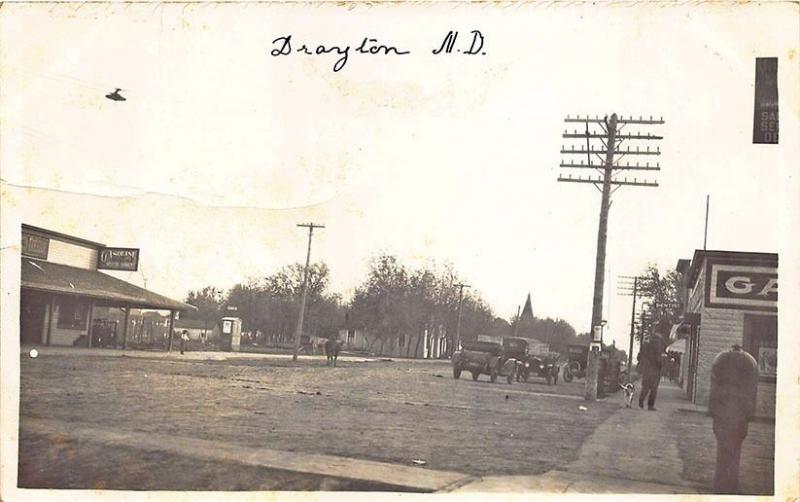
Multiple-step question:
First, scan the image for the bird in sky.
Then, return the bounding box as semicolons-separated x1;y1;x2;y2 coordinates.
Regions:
105;88;126;101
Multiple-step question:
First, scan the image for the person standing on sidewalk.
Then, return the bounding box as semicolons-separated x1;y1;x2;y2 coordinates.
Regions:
180;330;189;355
637;321;668;410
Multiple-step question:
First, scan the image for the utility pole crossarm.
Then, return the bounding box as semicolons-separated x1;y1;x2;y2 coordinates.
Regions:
557;176;658;187
565;115;665;125
562;133;664;140
560;162;661;171
561;147;661;156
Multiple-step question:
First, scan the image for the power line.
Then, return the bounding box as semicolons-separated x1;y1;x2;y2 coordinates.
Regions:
292;222;325;362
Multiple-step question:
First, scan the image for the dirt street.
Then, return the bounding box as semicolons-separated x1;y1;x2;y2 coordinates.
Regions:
19;352;617;490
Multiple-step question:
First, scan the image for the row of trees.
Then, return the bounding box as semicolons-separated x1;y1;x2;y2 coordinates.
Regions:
182;254;496;354
183;263;342;346
349;255;494;356
182;256;683;358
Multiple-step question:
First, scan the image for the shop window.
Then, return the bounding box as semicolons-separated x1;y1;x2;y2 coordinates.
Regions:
56;297;89;331
743;314;777;382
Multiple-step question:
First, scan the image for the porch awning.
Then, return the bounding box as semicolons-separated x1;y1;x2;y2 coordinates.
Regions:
21;258;196;311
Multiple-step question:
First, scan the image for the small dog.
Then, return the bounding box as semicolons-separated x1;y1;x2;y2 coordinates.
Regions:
620;382;636;408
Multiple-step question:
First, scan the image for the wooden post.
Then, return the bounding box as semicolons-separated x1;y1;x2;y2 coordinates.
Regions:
86;300;96;348
585;347;600;401
46;297;55;346
122;307;130;350
167;310;175;352
627;277;639;384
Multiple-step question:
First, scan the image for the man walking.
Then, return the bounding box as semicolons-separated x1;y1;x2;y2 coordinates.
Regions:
637;321;669;410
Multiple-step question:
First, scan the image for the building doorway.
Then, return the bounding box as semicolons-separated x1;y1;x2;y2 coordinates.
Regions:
20;292;47;344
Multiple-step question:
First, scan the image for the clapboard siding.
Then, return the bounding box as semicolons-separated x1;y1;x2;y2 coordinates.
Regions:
47;239;98;270
694;307;777;417
695;308;742;405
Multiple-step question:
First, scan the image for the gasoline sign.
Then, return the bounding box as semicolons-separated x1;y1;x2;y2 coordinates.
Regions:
97;247;140;271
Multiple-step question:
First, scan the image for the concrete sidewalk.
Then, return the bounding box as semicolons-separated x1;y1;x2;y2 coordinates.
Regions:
454;383;699;493
22;418;475;492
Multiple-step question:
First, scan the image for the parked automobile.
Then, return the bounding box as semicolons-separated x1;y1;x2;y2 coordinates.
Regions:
501;337;560;385
519;354;560;385
452;341;517;384
562;344;589;382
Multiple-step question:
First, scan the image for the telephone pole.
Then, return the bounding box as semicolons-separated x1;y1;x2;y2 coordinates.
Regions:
292;222;325;362
558;113;664;400
618;275;648;384
453;283;470;356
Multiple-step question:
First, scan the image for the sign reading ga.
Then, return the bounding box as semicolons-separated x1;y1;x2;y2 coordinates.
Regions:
709;263;777;311
97;247;140;271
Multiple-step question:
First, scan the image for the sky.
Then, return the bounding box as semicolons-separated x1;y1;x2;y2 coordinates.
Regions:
2;2;798;352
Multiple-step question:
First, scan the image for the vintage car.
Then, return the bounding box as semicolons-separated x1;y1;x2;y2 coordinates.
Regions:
562;344;589;382
501;337;560;385
452;341;517;384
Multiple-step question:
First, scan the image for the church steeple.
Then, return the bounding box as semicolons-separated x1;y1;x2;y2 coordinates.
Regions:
520;293;533;320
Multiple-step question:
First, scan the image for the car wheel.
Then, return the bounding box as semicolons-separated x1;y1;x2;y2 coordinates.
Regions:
563;368;573;383
453;365;461;379
472;371;479;381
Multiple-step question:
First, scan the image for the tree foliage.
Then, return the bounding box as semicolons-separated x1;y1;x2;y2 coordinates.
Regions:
637;264;683;339
348;255;494;356
183;286;224;327
221;262;342;344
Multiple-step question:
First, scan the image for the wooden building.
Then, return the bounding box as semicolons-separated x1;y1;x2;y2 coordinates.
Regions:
678;250;777;418
20;224;195;348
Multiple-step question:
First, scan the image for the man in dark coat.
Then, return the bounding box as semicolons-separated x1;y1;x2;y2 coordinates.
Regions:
637;322;669;410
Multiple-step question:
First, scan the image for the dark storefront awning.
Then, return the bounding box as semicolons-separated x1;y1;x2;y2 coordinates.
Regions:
21;258;196;311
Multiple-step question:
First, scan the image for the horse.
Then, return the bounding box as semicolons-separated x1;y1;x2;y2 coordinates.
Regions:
325;339;343;367
308;336;327;355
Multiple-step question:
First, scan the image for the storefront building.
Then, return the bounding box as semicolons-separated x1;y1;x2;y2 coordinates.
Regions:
20;224;195;348
679;250;777;418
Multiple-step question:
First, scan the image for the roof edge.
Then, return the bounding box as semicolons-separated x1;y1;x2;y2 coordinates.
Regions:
22;224;106;249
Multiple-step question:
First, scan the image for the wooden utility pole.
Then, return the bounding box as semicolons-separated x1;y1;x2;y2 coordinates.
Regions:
453;283;470;356
704;195;710;250
618;275;647;384
559;113;664;400
292;222;325;362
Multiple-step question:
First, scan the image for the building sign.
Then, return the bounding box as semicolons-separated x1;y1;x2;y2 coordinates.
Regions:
708;263;777;311
21;233;49;259
753;57;778;144
97;247;140;271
